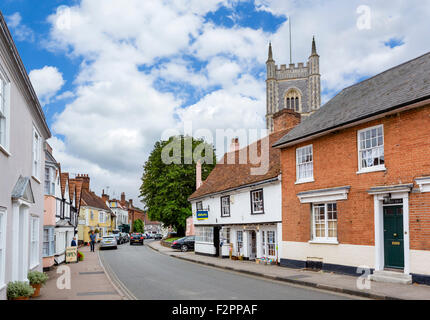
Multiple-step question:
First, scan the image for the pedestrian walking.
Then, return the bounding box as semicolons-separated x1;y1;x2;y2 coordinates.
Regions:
90;231;96;252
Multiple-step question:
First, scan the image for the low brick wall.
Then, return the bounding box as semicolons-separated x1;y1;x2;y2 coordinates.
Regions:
160;240;172;248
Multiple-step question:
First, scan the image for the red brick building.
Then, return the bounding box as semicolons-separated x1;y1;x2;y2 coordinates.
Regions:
273;52;430;284
119;192;146;232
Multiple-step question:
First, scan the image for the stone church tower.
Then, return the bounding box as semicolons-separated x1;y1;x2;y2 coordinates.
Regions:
266;37;321;133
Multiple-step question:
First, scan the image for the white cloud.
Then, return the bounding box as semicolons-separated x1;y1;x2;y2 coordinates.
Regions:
44;0;430;204
6;12;35;42
29;66;65;105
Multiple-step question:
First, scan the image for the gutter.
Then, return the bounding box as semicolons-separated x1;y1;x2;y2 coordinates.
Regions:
188;176;280;202
273;95;430;149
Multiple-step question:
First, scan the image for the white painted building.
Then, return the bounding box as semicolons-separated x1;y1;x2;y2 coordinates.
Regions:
189;124;297;262
0;13;51;299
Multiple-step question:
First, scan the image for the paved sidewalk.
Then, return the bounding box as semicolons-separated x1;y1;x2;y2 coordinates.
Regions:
35;245;123;300
147;240;430;300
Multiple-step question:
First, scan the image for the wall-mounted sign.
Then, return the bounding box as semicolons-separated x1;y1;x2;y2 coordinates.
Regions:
66;246;78;263
196;210;209;220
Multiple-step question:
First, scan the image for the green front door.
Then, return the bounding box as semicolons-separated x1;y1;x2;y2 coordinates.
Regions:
383;205;404;269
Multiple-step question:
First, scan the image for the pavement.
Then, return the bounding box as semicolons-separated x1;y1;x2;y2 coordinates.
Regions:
99;240;352;300
34;244;124;300
147;240;430;300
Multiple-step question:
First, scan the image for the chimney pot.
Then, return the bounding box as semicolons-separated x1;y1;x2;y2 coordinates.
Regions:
273;109;301;133
229;138;240;152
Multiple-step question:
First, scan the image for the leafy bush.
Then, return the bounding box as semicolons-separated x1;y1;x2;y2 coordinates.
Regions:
7;281;35;299
133;219;144;233
27;271;49;285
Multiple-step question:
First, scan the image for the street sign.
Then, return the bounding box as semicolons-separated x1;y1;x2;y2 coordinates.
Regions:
66;246;78;263
196;210;209;220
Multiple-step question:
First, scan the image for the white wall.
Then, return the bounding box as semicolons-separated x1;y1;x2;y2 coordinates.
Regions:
191;180;281;226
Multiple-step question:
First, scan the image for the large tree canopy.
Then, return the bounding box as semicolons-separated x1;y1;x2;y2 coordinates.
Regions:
139;136;216;235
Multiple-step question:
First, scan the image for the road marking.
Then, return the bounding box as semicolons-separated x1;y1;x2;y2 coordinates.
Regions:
77;291;118;296
79;271;105;275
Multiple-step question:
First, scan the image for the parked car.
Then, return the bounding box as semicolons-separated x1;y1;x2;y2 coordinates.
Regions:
121;232;129;243
100;235;118;250
130;233;144;245
113;232;124;244
153;233;163;240
171;236;195;252
145;233;152;239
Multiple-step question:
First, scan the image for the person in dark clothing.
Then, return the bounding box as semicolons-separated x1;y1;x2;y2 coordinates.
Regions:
90;231;96;252
71;237;77;247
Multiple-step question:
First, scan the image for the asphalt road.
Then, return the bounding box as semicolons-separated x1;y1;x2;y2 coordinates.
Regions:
99;240;354;300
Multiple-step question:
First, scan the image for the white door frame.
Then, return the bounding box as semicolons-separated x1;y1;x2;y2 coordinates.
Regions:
12;199;31;281
371;191;410;275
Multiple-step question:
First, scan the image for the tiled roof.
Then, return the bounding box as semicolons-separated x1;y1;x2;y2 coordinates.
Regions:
81;189;112;214
274;51;430;147
188;129;291;200
60;172;69;199
69;178;83;212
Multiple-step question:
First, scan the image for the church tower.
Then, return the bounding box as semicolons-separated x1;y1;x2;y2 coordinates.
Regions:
266;37;321;133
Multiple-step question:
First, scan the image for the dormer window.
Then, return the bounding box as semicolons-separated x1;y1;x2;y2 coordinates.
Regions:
285;89;301;112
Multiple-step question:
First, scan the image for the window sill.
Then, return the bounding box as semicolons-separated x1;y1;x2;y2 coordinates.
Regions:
357;166;386;175
295;178;315;185
308;240;339;245
220;215;231;218
0;144;11;157
32;176;41;184
251;212;265;215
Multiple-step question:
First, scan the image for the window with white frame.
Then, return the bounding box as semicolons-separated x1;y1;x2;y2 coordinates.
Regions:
221;196;230;217
251;189;264;214
358;125;385;172
196;201;203;211
99;212;104;223
221;227;230;244
90;210;94;221
267;231;276;256
32;127;41;179
312;203;338;242
261;231;266;256
30;216;39;268
195;227;213;243
44;167;56;195
43;227;55;257
296;145;313;182
0;74;10;152
236;231;243;255
0;208;6;287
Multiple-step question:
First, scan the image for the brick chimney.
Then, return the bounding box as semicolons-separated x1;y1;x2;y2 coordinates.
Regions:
273;109;301;133
196;160;202;190
101;189;110;203
229;137;240;152
120;192;126;206
76;174;90;191
129;199;133;207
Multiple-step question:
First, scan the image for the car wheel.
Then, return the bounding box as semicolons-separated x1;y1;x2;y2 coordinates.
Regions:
114;246;118;249
181;245;188;252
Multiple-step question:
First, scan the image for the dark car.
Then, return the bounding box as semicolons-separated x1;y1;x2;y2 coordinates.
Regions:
153;233;163;240
113;233;124;244
171;236;195;252
130;233;144;245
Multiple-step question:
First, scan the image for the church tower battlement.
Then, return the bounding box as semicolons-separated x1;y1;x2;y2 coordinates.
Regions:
266;37;321;133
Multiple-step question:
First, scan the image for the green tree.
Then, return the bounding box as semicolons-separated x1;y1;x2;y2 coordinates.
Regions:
133;219;144;233
140;136;216;236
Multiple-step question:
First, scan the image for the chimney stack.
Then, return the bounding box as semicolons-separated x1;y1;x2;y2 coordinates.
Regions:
76;174;90;191
102;189;110;203
229;138;240;152
120;192;126;205
273;109;301;133
196;160;202;190
129;199;133;207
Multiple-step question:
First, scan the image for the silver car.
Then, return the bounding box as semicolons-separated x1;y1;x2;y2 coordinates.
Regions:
100;235;118;249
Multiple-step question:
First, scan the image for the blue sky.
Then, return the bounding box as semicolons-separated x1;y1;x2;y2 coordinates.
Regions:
1;0;429;202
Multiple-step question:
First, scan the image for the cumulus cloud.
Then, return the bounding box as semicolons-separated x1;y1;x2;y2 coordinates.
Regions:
44;0;430;204
29;66;65;105
5;12;35;42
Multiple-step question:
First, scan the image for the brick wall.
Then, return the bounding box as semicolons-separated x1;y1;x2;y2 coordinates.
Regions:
280;105;430;250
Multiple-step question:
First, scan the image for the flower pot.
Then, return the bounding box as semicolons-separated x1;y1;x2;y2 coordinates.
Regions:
12;296;30;300
30;283;41;298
